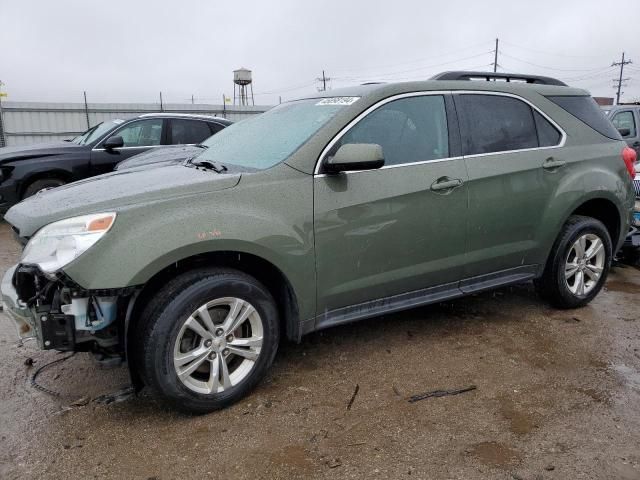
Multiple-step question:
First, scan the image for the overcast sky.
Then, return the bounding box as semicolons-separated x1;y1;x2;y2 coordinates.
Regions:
2;0;639;105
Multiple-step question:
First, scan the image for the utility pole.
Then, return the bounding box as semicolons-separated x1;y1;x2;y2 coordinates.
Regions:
612;52;632;105
0;80;5;147
493;38;499;73
191;94;194;105
159;91;164;112
316;70;330;92
83;91;90;129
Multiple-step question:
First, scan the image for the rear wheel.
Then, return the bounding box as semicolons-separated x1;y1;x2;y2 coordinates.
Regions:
22;178;65;199
537;215;612;308
137;268;279;413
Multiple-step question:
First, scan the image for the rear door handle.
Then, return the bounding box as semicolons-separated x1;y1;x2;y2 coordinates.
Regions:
632;141;640;147
542;157;566;171
430;177;463;192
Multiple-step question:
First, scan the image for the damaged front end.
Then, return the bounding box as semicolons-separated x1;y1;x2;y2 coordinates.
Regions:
1;263;136;359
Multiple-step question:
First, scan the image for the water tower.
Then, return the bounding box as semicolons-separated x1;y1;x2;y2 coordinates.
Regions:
233;68;254;106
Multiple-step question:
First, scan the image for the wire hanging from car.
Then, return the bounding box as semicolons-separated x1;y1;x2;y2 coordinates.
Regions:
30;352;76;397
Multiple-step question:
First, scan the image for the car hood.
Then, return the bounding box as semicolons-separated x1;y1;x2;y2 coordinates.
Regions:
0;141;85;163
115;145;202;171
5;164;241;237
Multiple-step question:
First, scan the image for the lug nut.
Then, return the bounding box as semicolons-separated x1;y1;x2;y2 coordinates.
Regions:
209;352;216;360
204;339;212;348
222;348;230;356
226;334;234;342
215;328;224;337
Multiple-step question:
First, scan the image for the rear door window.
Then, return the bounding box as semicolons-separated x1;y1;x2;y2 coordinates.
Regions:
610;111;637;138
457;94;538;155
547;95;622;140
169;119;214;144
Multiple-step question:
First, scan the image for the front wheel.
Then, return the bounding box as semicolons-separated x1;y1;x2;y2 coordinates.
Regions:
537;215;612;309
138;268;279;414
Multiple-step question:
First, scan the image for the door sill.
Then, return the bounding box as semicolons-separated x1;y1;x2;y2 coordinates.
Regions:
313;265;538;332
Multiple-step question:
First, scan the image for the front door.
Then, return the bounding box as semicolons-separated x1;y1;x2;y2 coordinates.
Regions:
90;118;165;174
314;94;469;313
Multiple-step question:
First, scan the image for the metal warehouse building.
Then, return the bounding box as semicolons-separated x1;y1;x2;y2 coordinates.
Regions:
0;102;271;146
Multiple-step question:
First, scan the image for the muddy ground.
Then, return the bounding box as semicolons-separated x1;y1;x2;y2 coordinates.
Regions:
0;221;638;480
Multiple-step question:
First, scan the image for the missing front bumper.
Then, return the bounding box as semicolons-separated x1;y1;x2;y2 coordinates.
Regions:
1;265;37;339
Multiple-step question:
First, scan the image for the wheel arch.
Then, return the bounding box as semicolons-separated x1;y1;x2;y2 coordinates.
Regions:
126;249;302;348
569;197;622;248
20;168;73;198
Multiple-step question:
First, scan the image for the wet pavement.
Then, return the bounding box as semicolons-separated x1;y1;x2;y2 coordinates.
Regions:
0;220;638;479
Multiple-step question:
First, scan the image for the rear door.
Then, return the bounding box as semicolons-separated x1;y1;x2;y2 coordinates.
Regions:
168;118;216;145
90;118;166;174
313;93;469;312
610;108;640;156
454;92;565;286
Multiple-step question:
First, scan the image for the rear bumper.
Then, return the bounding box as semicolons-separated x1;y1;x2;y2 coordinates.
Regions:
0;265;37;339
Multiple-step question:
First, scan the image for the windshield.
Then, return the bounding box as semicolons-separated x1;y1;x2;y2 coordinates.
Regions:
72;119;124;145
194;97;358;170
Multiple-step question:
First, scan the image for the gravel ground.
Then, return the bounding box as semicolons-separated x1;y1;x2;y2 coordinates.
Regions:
0;220;638;479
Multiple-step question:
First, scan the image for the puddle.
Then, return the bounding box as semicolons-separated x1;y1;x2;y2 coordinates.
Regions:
605;281;639;294
466;441;522;467
498;397;540;435
611;364;640;391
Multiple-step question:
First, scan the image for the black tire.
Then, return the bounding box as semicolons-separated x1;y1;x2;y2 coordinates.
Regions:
536;215;612;309
137;268;279;414
22;178;65;199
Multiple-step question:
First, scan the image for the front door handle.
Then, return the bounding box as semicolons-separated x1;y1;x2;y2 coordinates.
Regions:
430;177;463;192
632;141;640;147
542;157;566;171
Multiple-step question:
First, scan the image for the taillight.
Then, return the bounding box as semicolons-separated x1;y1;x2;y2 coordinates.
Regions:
622;146;637;178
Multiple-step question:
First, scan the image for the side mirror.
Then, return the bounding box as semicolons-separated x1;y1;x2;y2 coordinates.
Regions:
618;127;631;137
324;143;385;174
103;135;124;150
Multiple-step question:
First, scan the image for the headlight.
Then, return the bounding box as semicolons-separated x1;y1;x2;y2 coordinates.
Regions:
21;213;116;273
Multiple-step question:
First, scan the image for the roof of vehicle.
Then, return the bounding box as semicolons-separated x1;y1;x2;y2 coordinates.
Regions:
295;71;588;102
138;112;233;124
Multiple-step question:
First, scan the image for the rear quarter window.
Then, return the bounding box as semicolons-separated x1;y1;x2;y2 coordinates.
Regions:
546;96;622;140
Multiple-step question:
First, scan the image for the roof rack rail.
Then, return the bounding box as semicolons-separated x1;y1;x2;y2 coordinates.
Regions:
431;71;567;87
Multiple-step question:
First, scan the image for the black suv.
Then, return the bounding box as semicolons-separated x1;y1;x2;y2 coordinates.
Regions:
0;113;232;212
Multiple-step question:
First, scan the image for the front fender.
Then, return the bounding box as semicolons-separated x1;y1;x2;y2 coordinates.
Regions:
63;166;316;320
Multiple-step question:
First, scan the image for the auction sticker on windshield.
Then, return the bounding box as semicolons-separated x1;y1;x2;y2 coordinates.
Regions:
316;97;360;106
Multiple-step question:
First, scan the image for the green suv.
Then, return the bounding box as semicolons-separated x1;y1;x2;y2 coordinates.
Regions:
1;71;636;413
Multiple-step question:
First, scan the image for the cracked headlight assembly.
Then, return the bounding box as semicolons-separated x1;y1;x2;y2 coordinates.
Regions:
21;213;116;274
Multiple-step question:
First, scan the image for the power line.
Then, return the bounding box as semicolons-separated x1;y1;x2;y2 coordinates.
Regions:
331;41;494;76
499;51;609;72
333;51;493;82
612;52;633;104
499;40;608;59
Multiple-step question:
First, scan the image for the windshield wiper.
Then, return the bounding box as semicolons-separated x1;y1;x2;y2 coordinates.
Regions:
194;143;208;149
191;160;228;173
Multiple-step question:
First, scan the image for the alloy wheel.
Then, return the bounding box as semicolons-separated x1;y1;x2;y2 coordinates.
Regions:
564;233;605;296
172;297;264;394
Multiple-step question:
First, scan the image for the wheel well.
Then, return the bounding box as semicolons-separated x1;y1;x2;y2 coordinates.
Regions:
128;251;300;343
571;198;621;245
20;170;72;198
